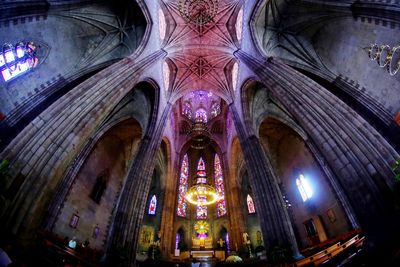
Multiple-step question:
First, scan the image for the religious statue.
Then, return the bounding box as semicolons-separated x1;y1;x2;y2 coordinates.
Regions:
154;231;162;247
217;238;225;249
256;231;262;246
242;232;250;244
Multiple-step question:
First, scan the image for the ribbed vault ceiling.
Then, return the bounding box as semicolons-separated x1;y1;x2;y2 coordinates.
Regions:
163;0;242;101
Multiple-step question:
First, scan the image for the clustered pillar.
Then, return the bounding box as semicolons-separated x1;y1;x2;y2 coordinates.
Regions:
230;104;301;257
236;49;400;261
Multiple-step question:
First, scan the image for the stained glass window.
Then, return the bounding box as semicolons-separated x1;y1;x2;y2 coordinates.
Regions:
247;194;256;214
210;102;221;119
159;9;166;41
196;157;206;182
232;62;239;92
149;195;157;215
215;154;227;217
1;42;39;82
163;61;170;92
196;203;208;219
235;8;244;42
182;101;193;119
195;108;207;123
196;157;208;218
296;174;313;202
177;154;189;217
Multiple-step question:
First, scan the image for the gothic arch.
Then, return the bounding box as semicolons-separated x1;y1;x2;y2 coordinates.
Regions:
0;78;161;240
51;118;142;249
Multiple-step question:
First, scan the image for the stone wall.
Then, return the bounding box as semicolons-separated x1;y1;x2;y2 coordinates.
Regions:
0;1;147;150
53;119;141;250
259;118;350;249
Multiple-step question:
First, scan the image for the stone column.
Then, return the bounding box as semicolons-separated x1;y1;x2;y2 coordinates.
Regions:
332;74;400;150
159;152;179;257
236;50;399;260
222;152;246;253
41;137;95;231
230;103;301;257
0;50;166;239
106;103;172;267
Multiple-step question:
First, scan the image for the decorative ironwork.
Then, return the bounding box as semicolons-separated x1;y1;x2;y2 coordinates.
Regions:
185;184;221;206
194;220;209;235
179;0;219;26
368;44;400;76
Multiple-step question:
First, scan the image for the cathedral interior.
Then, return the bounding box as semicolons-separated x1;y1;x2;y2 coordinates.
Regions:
0;0;400;266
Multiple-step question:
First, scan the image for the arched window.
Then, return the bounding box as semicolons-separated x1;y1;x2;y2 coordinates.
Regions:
1;41;40;81
215;154;227;217
232;62;239;91
148;195;157;215
247;194;256;214
196;205;208;219
210;102;221;119
235;7;244;42
196;157;206;183
296;174;313;202
196;157;208;219
159;8;166;41
90;169;109;204
177;154;189;217
163;61;170;92
195;108;208;123
182;101;193;119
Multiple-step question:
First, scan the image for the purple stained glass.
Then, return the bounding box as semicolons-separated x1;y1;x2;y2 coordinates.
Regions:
148;195;157;215
175;233;180;250
247;194;256;214
177;154;189;217
182;101;193;119
196;203;208;219
214;154;227;217
210;102;221;118
195;108;207;123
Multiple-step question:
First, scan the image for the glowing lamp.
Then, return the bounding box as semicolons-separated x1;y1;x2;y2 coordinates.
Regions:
184;184;222;206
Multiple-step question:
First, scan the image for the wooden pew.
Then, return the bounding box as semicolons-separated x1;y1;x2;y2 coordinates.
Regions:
295;234;363;267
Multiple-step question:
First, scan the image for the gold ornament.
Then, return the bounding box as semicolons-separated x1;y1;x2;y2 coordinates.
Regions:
194;220;209;235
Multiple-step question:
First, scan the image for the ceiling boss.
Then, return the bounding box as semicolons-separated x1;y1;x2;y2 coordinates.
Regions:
178;0;219;26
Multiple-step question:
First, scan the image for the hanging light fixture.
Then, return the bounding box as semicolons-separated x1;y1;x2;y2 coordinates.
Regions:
184;152;221;206
185;184;221;206
367;43;400;76
179;0;219;27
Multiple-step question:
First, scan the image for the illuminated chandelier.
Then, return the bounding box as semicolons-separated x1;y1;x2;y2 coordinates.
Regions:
184;183;221;205
367;43;400;76
184;157;222;206
179;0;219;26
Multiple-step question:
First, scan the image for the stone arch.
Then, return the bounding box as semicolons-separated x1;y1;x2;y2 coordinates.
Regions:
239;78;263;137
0;1;150;151
0;73;162;242
258;117;354;249
235;55;399;257
51;118;142;250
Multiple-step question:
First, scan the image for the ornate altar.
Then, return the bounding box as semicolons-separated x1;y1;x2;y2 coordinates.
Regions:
192;236;213;249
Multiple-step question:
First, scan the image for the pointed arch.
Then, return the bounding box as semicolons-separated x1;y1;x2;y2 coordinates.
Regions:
177;154;189;217
196;156;208;219
247;194;256;214
215;154;227;217
148;195;157;215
